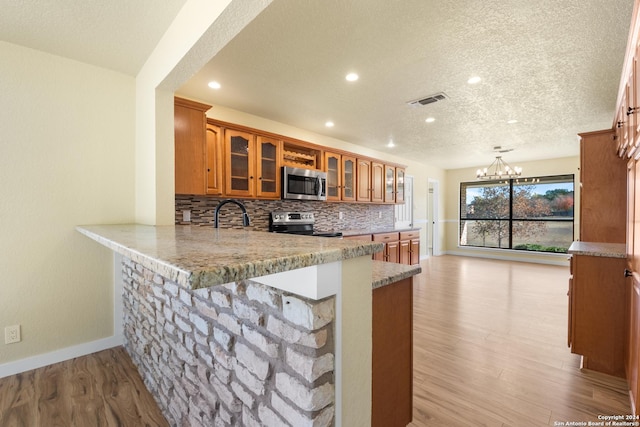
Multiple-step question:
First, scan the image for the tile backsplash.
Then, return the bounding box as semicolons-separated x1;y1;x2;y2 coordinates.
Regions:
175;195;395;232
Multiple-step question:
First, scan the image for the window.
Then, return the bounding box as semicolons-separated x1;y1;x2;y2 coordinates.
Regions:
460;175;574;253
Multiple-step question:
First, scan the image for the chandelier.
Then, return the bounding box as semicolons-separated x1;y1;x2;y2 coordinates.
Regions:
476;156;522;180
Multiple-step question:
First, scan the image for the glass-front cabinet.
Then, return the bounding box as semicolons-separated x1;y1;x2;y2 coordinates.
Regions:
384;165;395;203
325;152;341;201
224;129;280;198
342;155;356;201
256;136;280;198
225;129;253;197
395;168;406;203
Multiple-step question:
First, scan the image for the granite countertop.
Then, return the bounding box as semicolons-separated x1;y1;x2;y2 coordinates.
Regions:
568;241;626;259
371;261;422;289
77;224;385;290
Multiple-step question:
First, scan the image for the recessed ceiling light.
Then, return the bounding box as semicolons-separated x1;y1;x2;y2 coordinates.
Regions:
467;76;481;84
345;73;359;82
507;119;518;124
208;81;221;89
387;140;395;148
425;117;435;123
325;121;334;128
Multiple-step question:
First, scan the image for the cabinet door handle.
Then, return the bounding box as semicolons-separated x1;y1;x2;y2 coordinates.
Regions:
625;269;633;277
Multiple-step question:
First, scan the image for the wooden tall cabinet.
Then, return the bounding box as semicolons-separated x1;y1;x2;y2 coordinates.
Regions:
579;130;626;242
174;97;212;195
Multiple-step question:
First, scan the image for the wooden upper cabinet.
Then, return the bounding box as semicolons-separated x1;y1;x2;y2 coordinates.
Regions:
223;129;280;199
324;151;342;201
579;129;626;243
174;97;211;195
178;113;407;202
371;161;384;203
357;159;372;201
256;135;281;198
395;168;406;204
205;123;223;195
341;155;356;201
384;165;395;203
224;129;255;197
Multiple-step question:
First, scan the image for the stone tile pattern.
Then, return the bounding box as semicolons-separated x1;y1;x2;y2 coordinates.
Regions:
175;195;395;232
122;257;336;427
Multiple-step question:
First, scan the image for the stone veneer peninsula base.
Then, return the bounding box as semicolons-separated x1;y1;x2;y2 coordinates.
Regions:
75;224;409;427
122;257;336;426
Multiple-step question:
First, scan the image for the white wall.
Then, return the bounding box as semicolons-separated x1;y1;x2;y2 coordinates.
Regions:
0;41;136;368
443;156;580;264
0;0;274;376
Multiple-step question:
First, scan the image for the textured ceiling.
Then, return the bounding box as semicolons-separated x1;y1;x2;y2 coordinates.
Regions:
177;0;634;170
0;0;187;76
1;0;632;170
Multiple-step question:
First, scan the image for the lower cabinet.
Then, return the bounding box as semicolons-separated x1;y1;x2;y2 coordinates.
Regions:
399;231;420;265
569;254;626;377
346;231;420;265
372;277;413;427
373;232;400;263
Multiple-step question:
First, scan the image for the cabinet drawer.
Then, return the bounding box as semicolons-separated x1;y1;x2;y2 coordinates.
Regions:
400;231;419;240
373;232;399;242
344;234;373;241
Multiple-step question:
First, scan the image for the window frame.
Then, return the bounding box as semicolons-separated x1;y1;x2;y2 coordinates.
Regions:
459;174;575;253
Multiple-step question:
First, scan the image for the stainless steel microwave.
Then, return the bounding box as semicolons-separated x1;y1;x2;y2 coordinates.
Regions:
282;166;327;201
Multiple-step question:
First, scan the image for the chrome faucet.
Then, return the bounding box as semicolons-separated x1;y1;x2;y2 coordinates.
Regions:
214;199;251;228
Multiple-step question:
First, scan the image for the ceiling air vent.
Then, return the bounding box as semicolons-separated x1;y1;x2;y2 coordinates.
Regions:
407;92;449;107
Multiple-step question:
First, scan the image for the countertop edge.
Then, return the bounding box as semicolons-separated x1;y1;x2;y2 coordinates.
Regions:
77;225;385;289
568;241;626;259
371;260;422;289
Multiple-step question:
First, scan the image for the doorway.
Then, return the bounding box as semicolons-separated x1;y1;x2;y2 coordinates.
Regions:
428;179;441;256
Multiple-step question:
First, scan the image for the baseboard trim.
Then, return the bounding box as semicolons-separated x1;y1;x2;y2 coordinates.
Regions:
444;250;569;266
0;334;123;379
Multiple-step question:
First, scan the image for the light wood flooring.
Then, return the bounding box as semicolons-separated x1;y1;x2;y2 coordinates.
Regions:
0;346;167;427
0;255;632;426
410;255;631;426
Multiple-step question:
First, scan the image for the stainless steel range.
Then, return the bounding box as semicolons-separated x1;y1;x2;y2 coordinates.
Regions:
269;211;342;237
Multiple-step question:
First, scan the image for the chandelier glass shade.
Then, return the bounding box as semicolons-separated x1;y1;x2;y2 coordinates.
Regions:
476;156;522;180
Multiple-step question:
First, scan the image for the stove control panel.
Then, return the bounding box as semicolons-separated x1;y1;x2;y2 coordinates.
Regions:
270;211;315;224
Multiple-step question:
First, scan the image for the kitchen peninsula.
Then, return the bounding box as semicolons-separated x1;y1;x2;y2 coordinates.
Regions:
77;224;420;427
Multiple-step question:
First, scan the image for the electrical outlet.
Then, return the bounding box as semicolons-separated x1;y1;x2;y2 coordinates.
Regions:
378;211;382;219
5;325;20;344
182;210;191;222
339;212;344;220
